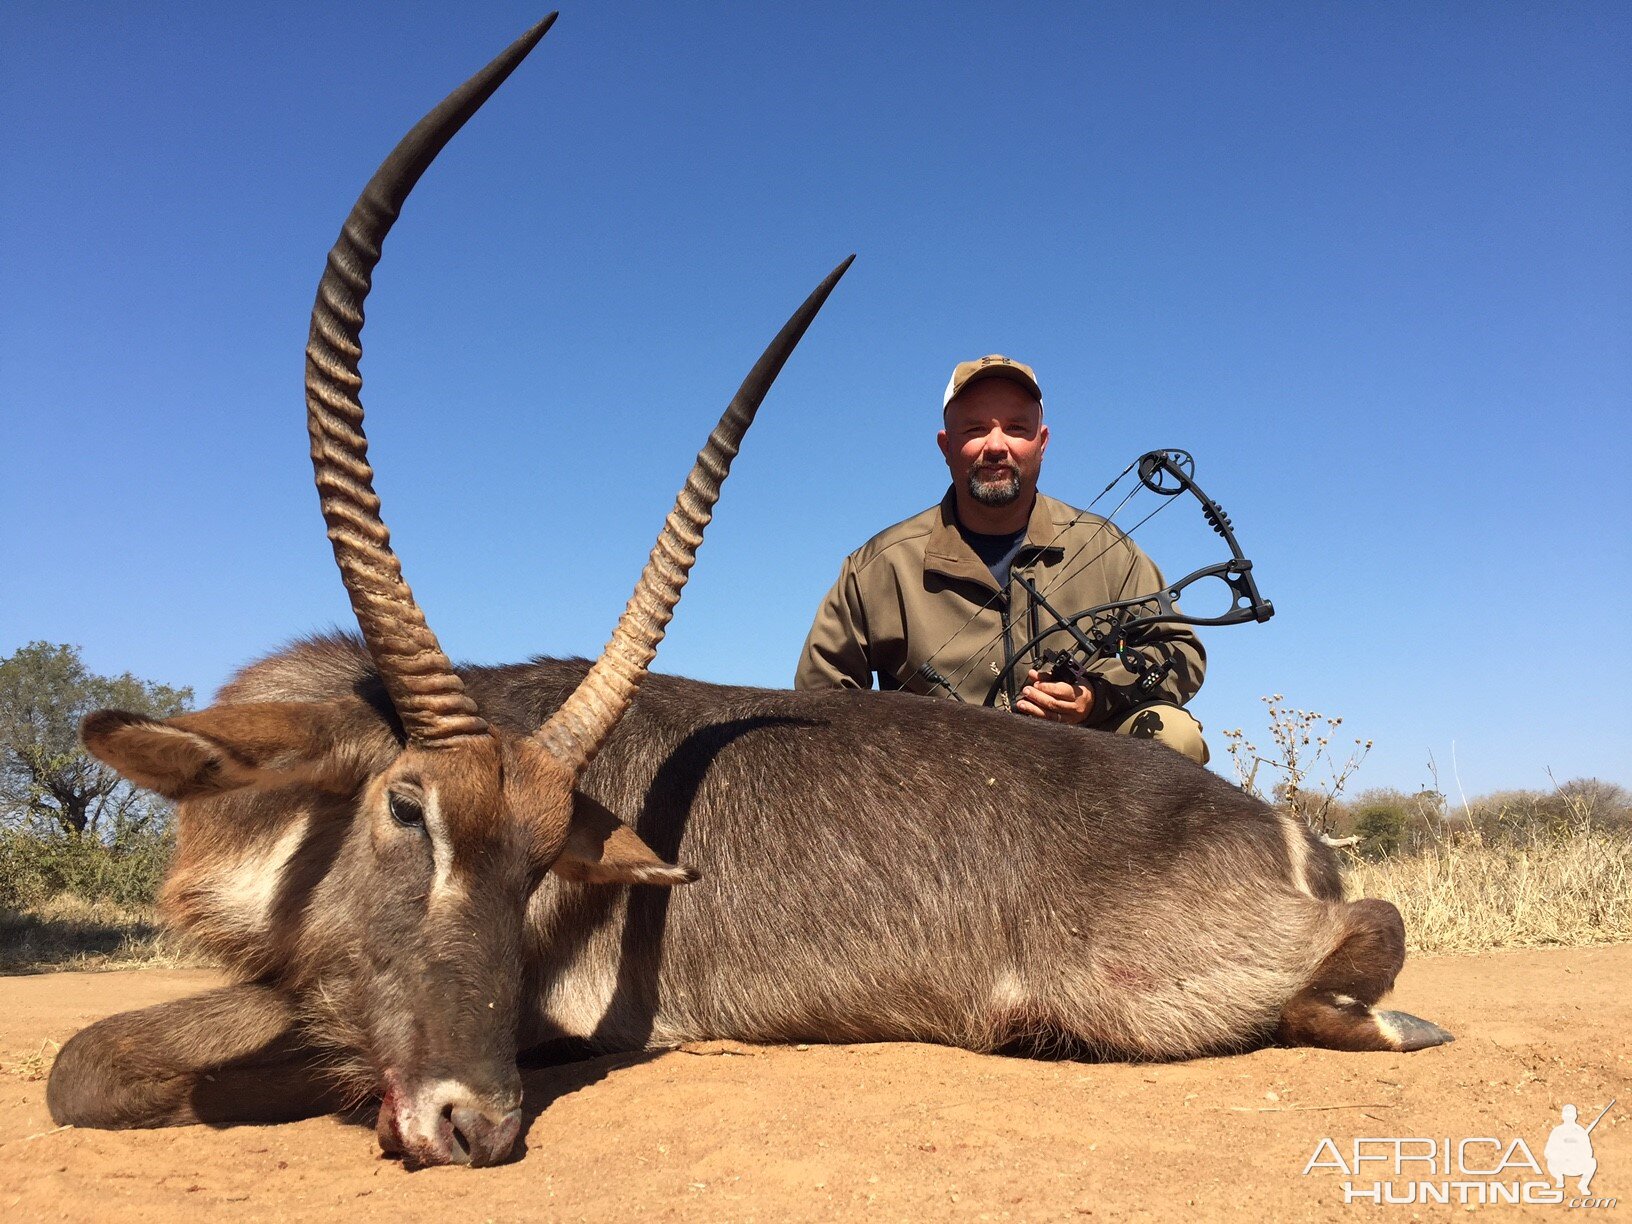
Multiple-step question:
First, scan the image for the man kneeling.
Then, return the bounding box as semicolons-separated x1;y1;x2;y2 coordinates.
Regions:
795;355;1209;764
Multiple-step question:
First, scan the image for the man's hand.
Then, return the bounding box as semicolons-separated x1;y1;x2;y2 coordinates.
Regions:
1016;668;1094;725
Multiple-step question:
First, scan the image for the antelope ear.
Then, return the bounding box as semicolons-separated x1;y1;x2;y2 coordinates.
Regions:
552;796;698;887
81;701;385;801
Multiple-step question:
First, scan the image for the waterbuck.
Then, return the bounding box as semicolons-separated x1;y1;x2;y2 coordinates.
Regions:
46;14;1451;1170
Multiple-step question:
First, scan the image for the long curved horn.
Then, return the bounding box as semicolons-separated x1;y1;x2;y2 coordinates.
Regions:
305;15;557;746
534;255;854;776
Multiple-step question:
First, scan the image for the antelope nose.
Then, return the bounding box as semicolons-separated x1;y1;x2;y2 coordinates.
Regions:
445;1103;522;1168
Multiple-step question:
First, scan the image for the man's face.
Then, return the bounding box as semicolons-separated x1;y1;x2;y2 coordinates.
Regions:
937;379;1048;509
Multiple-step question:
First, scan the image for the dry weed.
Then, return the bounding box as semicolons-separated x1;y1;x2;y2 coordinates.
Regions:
1348;829;1632;954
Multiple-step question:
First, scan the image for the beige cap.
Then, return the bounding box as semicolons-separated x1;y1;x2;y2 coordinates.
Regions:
942;354;1043;411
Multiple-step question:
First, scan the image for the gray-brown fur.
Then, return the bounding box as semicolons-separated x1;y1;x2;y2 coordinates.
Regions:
46;984;351;1129
493;652;1339;1060
78;636;1417;1080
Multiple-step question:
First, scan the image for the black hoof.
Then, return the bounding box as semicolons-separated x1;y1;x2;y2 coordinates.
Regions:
1379;1010;1455;1051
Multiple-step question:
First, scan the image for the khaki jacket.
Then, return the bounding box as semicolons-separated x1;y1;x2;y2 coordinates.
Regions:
795;490;1205;724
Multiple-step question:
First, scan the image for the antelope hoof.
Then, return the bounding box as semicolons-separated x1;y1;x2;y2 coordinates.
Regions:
1378;1010;1455;1052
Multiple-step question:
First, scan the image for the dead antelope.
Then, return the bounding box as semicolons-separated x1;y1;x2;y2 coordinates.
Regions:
47;13;1450;1170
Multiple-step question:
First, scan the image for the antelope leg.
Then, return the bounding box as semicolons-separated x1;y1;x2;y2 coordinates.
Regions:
48;983;350;1129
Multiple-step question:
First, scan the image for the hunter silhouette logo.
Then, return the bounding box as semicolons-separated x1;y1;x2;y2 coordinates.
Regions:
1546;1101;1613;1197
1302;1099;1617;1208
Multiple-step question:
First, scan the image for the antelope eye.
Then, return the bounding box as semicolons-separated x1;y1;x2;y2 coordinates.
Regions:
388;792;425;829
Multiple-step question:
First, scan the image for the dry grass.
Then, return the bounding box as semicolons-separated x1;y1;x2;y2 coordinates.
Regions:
1347;828;1632;954
0;894;210;974
0;1039;59;1081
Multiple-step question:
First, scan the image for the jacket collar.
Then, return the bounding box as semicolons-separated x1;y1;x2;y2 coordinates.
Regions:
922;487;1065;591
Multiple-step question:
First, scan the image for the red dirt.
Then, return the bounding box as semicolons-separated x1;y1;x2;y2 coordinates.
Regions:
3;946;1627;1221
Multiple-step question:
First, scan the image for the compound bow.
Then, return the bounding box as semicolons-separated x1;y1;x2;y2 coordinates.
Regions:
912;448;1275;712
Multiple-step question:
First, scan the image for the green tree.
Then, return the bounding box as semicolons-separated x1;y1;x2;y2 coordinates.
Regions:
1353;804;1406;858
0;642;192;840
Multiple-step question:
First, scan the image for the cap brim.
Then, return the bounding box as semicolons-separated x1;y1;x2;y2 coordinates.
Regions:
944;365;1043;408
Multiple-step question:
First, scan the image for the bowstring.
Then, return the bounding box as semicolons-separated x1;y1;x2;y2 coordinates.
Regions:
912;459;1138;683
914;458;1147;695
933;489;1177;697
1027;493;1177;612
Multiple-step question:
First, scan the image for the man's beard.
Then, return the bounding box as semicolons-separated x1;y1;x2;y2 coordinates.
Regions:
967;464;1021;507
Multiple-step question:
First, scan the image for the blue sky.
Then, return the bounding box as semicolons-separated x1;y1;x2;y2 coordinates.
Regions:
3;2;1628;797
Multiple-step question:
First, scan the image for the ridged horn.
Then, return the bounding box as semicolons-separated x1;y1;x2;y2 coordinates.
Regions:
534;255;855;776
304;15;557;746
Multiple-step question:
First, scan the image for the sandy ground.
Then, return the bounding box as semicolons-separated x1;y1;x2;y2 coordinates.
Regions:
1;946;1627;1222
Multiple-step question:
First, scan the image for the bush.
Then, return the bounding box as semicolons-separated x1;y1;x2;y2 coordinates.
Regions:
1453;781;1632;847
0;825;173;911
1352;804;1406;858
1336;787;1447;855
